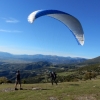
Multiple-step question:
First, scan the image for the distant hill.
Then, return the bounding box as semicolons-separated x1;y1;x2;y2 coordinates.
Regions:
0;51;87;64
82;56;100;64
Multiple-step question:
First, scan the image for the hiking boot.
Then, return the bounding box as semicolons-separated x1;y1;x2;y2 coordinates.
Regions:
15;88;18;90
20;88;23;90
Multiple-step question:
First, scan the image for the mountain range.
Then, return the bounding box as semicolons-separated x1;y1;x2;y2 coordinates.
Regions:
0;51;87;64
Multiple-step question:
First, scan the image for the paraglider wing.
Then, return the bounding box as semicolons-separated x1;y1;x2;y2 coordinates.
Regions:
28;10;84;45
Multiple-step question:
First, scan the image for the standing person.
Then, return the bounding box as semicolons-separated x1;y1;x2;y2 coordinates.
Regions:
15;70;22;90
50;71;57;85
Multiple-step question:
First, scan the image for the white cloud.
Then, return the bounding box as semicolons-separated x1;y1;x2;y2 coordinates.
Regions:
2;17;19;23
0;29;22;33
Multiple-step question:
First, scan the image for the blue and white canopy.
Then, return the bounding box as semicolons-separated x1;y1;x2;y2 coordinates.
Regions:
28;10;84;46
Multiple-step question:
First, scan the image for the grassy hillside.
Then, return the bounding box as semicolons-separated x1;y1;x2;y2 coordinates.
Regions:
81;56;100;65
0;78;100;100
0;62;100;83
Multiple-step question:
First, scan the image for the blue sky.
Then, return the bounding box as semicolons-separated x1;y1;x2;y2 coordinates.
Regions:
0;0;100;58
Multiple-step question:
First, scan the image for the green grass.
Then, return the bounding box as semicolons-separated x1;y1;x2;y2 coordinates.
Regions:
57;72;75;76
0;79;100;100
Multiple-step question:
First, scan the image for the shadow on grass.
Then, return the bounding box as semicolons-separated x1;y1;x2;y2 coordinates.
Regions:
21;88;52;91
41;88;52;90
69;84;79;86
1;88;52;92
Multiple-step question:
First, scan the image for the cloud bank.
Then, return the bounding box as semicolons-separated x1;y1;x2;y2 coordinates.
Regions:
0;29;22;33
2;17;19;23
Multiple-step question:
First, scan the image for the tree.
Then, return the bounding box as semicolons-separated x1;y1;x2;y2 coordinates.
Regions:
0;77;9;84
